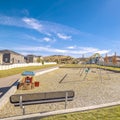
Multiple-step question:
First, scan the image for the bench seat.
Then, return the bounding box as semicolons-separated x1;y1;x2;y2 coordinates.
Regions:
10;90;75;106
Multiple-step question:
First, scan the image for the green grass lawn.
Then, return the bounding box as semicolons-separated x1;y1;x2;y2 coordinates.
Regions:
0;64;58;78
41;105;120;120
60;64;98;68
61;64;120;72
0;64;119;78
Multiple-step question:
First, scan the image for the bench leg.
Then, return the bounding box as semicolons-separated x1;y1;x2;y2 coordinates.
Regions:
20;96;23;109
19;96;25;115
22;106;25;115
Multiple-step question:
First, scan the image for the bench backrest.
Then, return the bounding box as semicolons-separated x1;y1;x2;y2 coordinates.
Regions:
10;90;74;105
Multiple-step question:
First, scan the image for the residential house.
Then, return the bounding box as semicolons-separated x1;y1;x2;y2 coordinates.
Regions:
0;50;24;64
25;55;43;63
105;56;120;63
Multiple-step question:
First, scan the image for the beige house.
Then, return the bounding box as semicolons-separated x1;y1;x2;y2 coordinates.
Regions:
0;50;24;64
25;55;43;63
106;56;120;63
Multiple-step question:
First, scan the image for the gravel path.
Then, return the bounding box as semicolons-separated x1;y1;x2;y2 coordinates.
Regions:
0;68;120;118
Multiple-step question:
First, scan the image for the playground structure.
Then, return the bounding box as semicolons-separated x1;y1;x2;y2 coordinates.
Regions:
17;71;39;90
79;53;108;82
82;52;118;66
72;53;105;82
59;53;118;83
79;53;119;81
85;53;102;64
58;66;112;84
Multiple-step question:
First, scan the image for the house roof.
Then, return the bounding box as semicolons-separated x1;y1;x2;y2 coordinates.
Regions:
0;49;24;56
26;54;42;57
105;56;120;58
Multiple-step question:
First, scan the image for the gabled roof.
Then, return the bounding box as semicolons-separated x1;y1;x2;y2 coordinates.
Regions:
0;49;24;56
106;56;120;58
26;54;37;57
26;54;42;57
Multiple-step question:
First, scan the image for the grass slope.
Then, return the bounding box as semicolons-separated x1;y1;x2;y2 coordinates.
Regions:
61;64;120;72
41;105;120;120
0;64;57;78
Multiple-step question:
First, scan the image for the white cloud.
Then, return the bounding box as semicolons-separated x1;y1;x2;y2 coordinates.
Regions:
67;46;76;49
96;50;110;55
0;15;25;27
13;46;110;57
19;51;32;55
43;37;51;42
16;46;67;53
0;15;83;39
43;37;56;42
57;33;72;40
80;47;98;53
22;18;42;31
24;35;42;42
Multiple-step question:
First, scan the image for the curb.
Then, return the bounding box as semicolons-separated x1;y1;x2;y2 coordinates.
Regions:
1;100;120;120
0;81;18;110
0;67;59;110
35;67;59;76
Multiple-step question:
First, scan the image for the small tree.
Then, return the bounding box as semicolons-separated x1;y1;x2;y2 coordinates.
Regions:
42;60;44;65
37;58;41;63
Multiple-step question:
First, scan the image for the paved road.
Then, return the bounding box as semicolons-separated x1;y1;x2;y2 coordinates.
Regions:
0;66;59;98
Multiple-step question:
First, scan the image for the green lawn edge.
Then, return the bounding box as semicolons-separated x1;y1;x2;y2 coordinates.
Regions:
0;63;120;78
41;105;120;120
0;64;58;78
60;64;120;72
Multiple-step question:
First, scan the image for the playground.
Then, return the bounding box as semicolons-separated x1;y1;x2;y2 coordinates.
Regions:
0;66;120;118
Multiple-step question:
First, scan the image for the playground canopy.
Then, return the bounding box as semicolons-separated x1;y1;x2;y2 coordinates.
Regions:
21;71;35;76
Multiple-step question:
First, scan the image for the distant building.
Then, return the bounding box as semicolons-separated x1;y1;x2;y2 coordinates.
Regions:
106;56;120;63
25;55;43;63
0;50;24;64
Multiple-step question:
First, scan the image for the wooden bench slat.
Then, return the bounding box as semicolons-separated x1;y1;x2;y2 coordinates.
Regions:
13;97;74;106
10;90;75;106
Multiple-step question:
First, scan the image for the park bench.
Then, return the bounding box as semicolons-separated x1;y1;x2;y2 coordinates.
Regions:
10;90;75;115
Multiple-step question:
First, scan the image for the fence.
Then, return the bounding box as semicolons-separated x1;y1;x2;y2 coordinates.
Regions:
0;62;57;70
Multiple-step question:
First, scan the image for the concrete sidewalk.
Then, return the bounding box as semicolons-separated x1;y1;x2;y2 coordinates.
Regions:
0;66;59;110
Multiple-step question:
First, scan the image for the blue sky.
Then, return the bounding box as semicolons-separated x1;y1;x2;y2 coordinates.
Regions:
0;0;120;58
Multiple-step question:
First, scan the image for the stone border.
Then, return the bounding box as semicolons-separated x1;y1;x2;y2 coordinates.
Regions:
0;81;18;110
0;67;59;110
1;100;120;120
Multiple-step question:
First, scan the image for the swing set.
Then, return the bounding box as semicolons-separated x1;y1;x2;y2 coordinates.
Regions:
78;53;117;82
59;52;117;83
